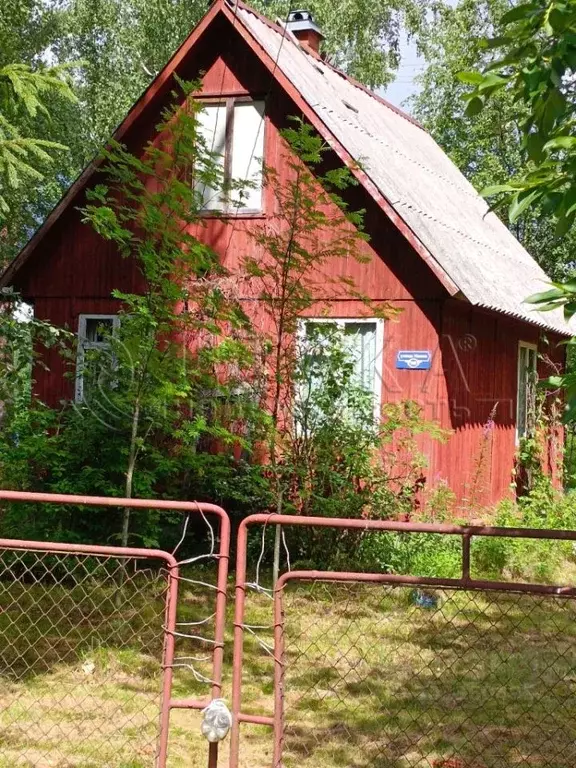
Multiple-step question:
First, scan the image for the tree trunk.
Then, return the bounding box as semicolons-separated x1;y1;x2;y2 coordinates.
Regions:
121;398;140;547
115;399;140;609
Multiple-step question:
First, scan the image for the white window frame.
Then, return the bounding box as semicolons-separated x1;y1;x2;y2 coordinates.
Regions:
197;98;266;214
516;340;538;444
297;317;384;419
75;314;120;403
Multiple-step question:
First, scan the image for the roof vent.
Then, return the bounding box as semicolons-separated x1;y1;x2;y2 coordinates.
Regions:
286;9;324;53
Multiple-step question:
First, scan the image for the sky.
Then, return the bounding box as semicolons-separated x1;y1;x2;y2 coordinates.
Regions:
382;35;425;111
383;0;459;112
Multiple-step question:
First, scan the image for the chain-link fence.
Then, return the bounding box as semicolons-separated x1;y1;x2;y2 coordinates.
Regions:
277;577;576;768
5;502;576;768
0;491;231;768
0;543;175;768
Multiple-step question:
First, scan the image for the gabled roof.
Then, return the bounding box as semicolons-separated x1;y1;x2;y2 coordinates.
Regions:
2;0;572;336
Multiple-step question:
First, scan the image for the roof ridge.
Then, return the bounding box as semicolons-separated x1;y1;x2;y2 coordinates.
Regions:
231;0;426;132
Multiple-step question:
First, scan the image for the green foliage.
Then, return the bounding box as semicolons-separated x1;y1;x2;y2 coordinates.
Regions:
246;118;397;434
353;481;576;582
457;0;576;419
413;0;576;279
357;530;463;578
463;0;576;237
0;62;76;218
0;80;271;548
285;326;437;516
0;299;70;426
0;403;270;547
0;0;80;266
244;117;411;549
75;79;270;545
473;485;576;582
524;282;576;420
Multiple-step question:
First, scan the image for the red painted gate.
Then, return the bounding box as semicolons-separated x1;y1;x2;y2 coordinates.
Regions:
0;491;230;768
230;514;576;768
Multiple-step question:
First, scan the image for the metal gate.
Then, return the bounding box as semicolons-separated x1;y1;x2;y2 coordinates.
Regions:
230;514;576;768
0;490;230;768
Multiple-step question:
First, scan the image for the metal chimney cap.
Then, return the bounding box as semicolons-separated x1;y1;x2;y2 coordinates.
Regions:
286;9;324;38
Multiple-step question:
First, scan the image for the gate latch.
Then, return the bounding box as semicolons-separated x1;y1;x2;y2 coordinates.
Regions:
201;698;233;743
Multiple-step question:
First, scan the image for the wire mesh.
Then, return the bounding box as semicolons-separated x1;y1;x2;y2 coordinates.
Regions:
0;547;169;767
278;579;576;768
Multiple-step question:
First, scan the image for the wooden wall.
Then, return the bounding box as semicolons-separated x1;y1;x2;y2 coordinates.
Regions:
12;14;565;508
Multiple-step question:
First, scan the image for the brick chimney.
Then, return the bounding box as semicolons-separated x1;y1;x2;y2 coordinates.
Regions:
286;10;324;54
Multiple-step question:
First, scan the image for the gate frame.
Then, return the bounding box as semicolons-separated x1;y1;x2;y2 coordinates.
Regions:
0;490;231;768
230;513;576;768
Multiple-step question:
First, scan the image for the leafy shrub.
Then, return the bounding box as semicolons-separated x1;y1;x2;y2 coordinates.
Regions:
0;399;272;553
473;482;576;583
356;529;462;578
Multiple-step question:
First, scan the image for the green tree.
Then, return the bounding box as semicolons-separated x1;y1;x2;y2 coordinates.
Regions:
0;0;78;267
0;63;76;216
0;79;269;547
244;121;443;575
77;79;267;546
461;0;576;419
413;0;576;278
463;0;576;235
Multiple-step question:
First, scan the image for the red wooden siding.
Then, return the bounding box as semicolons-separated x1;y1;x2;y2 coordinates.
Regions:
12;14;565;509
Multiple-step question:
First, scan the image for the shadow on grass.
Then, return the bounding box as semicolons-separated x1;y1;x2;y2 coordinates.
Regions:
281;585;576;768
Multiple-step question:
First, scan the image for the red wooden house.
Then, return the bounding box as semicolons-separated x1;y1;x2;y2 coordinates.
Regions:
0;0;572;506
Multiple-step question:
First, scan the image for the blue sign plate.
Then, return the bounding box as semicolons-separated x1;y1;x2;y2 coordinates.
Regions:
396;350;432;370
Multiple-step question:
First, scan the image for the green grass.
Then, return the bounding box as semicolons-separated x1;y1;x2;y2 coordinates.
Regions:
1;570;576;767
278;582;576;767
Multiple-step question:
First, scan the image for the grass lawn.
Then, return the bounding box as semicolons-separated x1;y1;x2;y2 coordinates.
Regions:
1;558;576;767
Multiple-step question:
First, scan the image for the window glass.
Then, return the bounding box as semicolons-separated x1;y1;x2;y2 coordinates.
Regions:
231;101;265;211
344;322;378;393
297;319;383;430
84;317;115;344
196;103;226;210
196;100;264;212
76;315;119;403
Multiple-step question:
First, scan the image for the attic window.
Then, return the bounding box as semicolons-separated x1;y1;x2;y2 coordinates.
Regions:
196;99;265;213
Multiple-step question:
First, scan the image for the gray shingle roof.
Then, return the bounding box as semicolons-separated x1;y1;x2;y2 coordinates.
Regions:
238;4;574;336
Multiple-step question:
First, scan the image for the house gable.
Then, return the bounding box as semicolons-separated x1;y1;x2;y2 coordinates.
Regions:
0;0;466;305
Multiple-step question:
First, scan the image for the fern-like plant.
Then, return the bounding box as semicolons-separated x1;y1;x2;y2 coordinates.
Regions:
0;62;76;216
